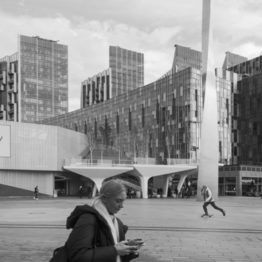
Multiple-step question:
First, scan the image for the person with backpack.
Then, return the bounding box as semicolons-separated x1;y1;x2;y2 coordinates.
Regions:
201;185;226;217
64;180;140;262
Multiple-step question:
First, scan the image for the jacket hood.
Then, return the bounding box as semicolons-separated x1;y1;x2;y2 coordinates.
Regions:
66;204;102;229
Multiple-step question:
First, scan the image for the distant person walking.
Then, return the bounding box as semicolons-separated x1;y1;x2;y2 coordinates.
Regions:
34;186;39;200
201;185;226;217
79;185;84;198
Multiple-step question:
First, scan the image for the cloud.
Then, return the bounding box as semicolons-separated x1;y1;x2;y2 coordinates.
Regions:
1;0;262;111
233;42;262;59
214;0;262;63
0;10;183;111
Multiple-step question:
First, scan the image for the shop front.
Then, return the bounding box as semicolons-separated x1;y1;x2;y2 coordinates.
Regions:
219;165;262;196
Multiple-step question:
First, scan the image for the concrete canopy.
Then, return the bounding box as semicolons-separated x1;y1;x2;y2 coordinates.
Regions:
64;163;197;198
132;164;197;198
63;165;133;192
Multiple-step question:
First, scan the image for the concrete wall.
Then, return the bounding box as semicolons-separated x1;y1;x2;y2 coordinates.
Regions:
0;120;87;171
0;170;54;195
0;121;88;196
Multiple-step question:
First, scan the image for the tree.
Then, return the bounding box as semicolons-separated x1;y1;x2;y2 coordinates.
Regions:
86;126;96;164
142;124;152;163
165;110;172;164
130;125;139;162
98;117;112;162
99;117;112;148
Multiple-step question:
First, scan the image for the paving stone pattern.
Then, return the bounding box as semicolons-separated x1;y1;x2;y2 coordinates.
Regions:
0;197;261;262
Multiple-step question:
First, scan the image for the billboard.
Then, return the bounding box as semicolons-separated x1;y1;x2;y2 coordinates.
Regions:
0;124;11;157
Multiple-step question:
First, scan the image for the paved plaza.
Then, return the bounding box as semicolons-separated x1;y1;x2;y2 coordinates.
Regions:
0;196;261;262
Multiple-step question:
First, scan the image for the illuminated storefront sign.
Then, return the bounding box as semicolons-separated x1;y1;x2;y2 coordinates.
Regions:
0;124;11;157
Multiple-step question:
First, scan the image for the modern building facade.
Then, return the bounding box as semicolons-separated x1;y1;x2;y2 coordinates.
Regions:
0;119;198;198
0;53;19;121
40;44;262;197
0;35;68;123
172;44;202;72
222;51;247;70
217;54;262;196
109;46;144;96
0;120;87;196
227;55;262;166
42;45;234;165
81;46;144;108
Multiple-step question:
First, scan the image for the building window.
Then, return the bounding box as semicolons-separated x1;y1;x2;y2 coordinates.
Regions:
172;95;176;120
180;86;183;96
94;119;97;139
142;104;145;128
195;89;198;101
106;75;110;99
156;101;160;124
128;109;132;131
116;113;120;134
74;123;78;131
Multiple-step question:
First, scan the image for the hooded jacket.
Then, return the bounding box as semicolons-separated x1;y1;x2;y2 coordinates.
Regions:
65;204;137;262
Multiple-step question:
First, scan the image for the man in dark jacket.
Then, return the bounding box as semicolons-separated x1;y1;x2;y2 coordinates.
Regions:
65;180;139;262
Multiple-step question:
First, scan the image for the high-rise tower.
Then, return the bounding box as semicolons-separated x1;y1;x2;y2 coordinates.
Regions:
81;46;144;108
0;35;68;123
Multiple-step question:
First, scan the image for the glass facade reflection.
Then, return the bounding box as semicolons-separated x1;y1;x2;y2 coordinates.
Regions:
44;45;234;164
0;35;68;123
19;35;68;122
109;46;144;96
227;56;262;165
0;53;19;121
81;46;144;108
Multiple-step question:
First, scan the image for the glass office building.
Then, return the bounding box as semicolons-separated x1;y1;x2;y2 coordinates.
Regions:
227;56;262;165
42;45;233;165
0;35;68;123
81;46;144;108
218;55;262;196
0;53;19;121
41;45;262;196
109;46;144;96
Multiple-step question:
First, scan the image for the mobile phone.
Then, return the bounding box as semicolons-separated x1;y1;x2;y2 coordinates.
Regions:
126;238;144;246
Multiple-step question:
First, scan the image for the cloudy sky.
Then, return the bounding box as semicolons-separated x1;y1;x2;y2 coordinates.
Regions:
0;0;262;111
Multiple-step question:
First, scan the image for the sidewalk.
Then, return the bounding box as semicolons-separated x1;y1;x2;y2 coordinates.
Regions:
0;196;261;262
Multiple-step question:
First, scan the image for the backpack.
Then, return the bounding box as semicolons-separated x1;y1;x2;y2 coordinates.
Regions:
49;246;68;262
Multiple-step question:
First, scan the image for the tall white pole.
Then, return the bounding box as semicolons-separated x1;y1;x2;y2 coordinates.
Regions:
197;0;219;199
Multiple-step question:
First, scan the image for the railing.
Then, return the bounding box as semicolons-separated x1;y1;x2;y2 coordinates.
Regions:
63;157;199;167
63;158;134;167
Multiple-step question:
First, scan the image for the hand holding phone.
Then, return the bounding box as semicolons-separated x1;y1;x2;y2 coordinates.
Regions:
126;238;144;247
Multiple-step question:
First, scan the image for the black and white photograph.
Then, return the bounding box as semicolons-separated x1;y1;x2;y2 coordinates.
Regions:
0;0;262;261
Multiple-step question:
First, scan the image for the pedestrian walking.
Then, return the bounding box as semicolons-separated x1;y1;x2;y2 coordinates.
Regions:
64;180;142;262
79;185;84;198
34;185;39;200
201;185;226;217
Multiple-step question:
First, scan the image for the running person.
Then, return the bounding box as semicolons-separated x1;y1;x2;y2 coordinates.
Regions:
201;185;226;217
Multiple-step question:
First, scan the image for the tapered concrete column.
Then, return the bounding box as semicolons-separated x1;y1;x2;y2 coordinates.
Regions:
140;176;149;199
197;0;219;200
236;174;241;196
162;175;170;198
177;173;189;194
92;178;104;197
153;175;170;198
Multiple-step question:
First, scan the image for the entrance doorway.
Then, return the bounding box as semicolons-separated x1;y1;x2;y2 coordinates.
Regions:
55;178;68;196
